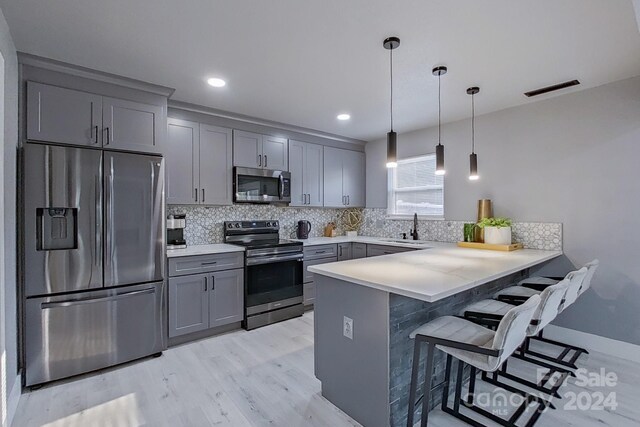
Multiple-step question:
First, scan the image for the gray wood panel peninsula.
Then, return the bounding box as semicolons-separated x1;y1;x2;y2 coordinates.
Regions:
309;243;561;427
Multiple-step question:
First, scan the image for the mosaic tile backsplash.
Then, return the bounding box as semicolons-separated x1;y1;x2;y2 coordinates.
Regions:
167;206;562;251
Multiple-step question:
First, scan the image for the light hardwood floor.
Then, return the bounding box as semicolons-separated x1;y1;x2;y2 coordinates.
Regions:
13;311;640;427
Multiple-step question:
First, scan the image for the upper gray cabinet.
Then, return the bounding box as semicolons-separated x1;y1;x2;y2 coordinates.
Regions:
27;81;163;154
199;124;233;205
27;81;102;147
289;140;323;207
323;147;365;208
233;130;288;170
166;118;199;204
166;118;232;206
102;97;163;153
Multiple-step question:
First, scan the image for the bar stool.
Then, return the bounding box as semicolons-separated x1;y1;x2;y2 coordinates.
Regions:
407;295;546;427
519;259;599;296
495;267;589;369
462;278;572;398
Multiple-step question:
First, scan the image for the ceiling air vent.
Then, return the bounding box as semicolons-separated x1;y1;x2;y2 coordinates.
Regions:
524;80;580;97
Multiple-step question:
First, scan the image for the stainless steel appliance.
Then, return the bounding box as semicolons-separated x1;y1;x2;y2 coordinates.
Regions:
23;142;165;387
167;214;187;249
233;167;291;204
223;220;303;330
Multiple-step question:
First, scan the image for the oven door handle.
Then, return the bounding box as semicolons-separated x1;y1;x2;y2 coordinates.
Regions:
246;253;304;266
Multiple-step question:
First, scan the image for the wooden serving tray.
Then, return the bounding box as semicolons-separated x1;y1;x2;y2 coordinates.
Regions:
457;242;524;251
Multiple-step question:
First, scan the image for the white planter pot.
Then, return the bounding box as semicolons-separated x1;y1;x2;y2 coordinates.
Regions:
484;226;512;245
346;231;358;237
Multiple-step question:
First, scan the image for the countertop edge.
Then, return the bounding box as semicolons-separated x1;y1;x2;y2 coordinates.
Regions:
308;250;562;303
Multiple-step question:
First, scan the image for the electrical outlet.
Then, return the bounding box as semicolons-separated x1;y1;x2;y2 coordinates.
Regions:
343;316;353;340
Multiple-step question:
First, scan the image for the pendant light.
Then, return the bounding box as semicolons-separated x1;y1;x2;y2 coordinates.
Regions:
384;36;400;168
467;87;480;180
432;66;447;175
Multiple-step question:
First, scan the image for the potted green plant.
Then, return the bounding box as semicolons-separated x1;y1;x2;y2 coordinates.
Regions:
477;217;512;245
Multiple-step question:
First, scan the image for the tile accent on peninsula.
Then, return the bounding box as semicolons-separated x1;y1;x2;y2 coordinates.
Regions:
167;206;562;251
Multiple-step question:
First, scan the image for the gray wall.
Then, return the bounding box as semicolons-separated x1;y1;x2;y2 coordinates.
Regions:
0;5;18;426
366;76;640;346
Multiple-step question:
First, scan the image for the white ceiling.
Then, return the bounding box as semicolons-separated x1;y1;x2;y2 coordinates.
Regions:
2;0;640;142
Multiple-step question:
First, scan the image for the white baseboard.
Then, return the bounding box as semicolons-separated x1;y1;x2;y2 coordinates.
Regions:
6;373;20;427
544;325;640;362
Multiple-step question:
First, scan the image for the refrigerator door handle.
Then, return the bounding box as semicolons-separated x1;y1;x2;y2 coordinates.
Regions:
94;175;101;266
105;157;114;278
41;287;155;309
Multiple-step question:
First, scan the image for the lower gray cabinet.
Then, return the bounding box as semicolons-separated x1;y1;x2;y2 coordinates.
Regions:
338;243;352;261
352;243;367;259
303;254;337;306
168;260;244;338
168;273;209;337
209;269;244;328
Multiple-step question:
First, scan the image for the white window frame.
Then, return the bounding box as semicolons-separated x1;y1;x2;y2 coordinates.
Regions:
387;154;445;220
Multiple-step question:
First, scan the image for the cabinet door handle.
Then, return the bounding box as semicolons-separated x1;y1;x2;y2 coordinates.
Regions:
94;125;99;144
211;276;215;291
195;188;198;202
305;194;309;205
204;276;207;292
105;127;110;145
202;188;205;203
339;246;343;257
264;155;268;167
258;154;262;167
347;195;350;205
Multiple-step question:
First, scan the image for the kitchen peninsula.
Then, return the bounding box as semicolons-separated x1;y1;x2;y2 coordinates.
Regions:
309;243;561;427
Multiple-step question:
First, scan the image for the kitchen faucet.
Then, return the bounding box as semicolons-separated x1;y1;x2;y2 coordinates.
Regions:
410;213;419;240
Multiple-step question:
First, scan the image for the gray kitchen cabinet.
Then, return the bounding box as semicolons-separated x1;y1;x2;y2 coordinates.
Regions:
209;269;244;328
233;130;288;170
303;245;338;306
289;140;324;207
168;252;244;339
233;130;262;168
27;81;102;147
323;146;365;207
199;124;233;205
166;118;199;204
166;119;233;205
352;243;367;259
27;81;164;154
102;97;163;153
338;243;352;261
366;244;415;258
262;135;288;170
168;273;209;337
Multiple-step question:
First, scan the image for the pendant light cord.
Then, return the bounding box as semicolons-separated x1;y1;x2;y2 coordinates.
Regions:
471;92;475;153
437;73;441;146
390;48;394;131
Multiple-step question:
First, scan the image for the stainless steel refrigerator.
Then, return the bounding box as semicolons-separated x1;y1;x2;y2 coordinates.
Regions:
23;142;165;387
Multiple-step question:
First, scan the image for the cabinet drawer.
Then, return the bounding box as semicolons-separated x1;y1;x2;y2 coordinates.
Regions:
303;257;338;283
303;244;338;260
168;252;244;277
303;282;315;306
366;244;415;258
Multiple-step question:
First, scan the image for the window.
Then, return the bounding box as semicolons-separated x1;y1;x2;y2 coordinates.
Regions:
387;154;444;218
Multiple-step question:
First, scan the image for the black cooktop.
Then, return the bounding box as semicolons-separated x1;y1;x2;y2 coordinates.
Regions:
232;239;302;250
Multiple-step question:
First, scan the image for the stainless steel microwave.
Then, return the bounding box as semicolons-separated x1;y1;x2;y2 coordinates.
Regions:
233;167;291;204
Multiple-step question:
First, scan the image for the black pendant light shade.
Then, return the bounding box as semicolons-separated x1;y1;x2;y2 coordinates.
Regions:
467;86;480;180
433;66;447;176
384;37;400;168
386;131;397;167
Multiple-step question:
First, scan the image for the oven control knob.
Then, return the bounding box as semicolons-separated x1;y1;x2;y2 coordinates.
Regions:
234;223;240;228
273;221;278;227
227;223;232;228
266;222;271;227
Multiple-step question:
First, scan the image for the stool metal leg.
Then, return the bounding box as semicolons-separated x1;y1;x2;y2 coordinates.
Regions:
441;354;452;411
419;342;436;427
407;340;422;427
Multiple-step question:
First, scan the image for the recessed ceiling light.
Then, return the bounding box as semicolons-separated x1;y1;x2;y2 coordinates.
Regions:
207;77;226;88
337;113;351;121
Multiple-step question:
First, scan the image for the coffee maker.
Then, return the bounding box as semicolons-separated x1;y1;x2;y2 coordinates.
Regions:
167;214;187;249
296;220;311;239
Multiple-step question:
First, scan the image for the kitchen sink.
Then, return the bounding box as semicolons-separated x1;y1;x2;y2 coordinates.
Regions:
379;238;431;246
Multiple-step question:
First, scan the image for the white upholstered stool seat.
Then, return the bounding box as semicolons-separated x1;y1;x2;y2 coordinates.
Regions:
410;316;495;371
462;299;513;316
518;276;559;286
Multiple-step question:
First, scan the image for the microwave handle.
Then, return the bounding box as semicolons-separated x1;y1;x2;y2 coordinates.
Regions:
278;174;284;199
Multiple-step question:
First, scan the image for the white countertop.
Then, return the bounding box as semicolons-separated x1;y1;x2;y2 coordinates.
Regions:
166;244;244;258
308;242;561;303
292;236;434;250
